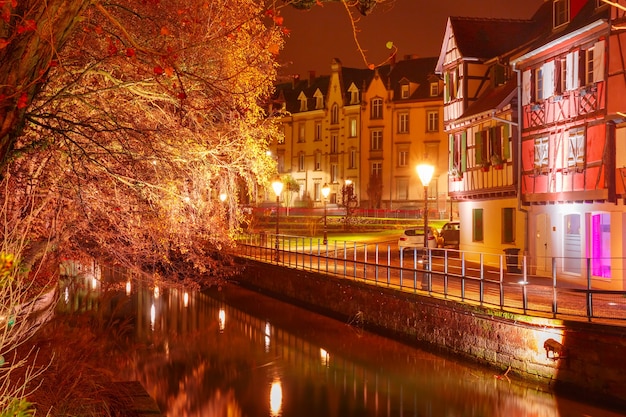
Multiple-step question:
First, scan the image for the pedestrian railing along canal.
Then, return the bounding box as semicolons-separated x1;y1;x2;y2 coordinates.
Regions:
234;233;626;325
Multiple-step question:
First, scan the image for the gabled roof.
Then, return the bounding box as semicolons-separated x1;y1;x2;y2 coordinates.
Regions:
514;0;610;64
374;56;440;100
436;17;538;73
458;78;517;122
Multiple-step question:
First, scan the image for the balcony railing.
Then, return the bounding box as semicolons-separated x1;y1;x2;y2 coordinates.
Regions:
234;232;626;325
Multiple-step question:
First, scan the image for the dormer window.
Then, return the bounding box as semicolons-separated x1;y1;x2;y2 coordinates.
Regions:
348;83;360;104
400;84;410;99
429;82;439;97
298;91;308;112
553;0;569;29
314;89;324;109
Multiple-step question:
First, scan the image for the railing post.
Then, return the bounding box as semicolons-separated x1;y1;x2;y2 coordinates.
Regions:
479;253;484;306
461;252;466;301
374;244;379;285
499;254;504;308
386;246;391;287
552;257;557;317
586;257;592;321
363;243;368;281
443;250;449;297
353;242;357;280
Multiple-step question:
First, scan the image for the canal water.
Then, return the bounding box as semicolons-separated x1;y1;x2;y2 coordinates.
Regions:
56;270;626;417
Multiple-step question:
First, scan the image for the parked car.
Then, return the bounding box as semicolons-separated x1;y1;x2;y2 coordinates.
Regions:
439;221;460;249
398;227;438;255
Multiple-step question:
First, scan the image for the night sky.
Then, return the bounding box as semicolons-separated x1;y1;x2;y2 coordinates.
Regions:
278;0;545;77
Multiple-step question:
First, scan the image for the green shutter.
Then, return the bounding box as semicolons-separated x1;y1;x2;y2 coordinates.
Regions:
503;124;511;159
444;72;450;102
461;131;467;172
475;131;483;165
449;133;454;170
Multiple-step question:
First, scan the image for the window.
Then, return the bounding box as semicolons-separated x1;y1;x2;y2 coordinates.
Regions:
568;128;585;169
314;182;321;201
349;148;357;169
348;84;359;104
502;208;515;244
585;48;594;85
330;133;338;154
314;90;323;109
396;178;409;200
298;92;308;112
472;208;484;242
430;82;439;97
534;136;549;170
557;57;567;94
371;97;383;119
349;117;357;137
331;103;339;124
401;84;410;99
370;130;383;151
553;0;569;28
314;122;322;141
298;152;305;171
534;66;544;101
398;149;408;167
398;113;409;134
427;110;439;132
314;150;322;171
591;213;611;278
277;152;285;173
371;162;382;177
298;123;305;142
445;69;457;102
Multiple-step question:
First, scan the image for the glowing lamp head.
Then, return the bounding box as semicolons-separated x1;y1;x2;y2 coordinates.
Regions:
272;180;284;197
321;183;330;199
416;164;435;187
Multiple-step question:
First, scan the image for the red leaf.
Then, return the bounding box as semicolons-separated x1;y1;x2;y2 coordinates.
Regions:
153;66;164;75
0;38;8;49
17;20;36;34
282;28;291;35
126;48;135;57
49;60;58;67
177;92;186;100
17;92;28;109
273;16;283;26
265;9;274;17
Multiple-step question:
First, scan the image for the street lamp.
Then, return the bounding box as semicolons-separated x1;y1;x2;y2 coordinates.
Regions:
272;179;284;262
321;183;330;244
416;163;435;259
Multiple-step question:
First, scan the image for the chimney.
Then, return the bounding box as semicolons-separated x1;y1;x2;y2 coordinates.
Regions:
308;70;316;86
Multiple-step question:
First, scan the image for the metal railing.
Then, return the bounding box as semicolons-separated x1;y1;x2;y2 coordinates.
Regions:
234;232;626;325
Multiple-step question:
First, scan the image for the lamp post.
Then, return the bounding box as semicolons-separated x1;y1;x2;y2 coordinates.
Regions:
416;163;435;259
321;183;330;244
272;179;284;263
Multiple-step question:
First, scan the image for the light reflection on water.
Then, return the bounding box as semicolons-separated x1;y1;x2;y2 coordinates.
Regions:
57;268;626;417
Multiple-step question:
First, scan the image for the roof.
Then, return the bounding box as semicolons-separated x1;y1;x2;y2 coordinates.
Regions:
375;56;440;100
458;78;517;121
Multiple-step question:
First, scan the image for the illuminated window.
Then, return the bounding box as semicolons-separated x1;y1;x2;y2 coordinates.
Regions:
349;148;357;169
534;66;544;101
314;150;322;171
314;90;323;109
348;84;359;104
396;178;409;200
371;162;382;177
330;164;338;182
349;117;357;137
330;133;338;154
298;123;305;142
430;82;439;97
314;182;320;201
298;92;308;112
298;152;305;171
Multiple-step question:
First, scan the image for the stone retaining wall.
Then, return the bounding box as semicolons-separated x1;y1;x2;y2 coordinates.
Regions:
234;258;626;407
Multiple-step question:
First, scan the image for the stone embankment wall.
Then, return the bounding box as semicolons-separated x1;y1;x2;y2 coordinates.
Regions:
234;259;626;407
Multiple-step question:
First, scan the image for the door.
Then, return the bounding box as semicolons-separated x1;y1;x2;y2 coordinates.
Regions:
535;213;550;276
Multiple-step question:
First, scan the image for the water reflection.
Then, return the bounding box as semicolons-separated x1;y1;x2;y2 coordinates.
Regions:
57;268;626;417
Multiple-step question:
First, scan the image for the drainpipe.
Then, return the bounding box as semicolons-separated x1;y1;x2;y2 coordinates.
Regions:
514;66;529;258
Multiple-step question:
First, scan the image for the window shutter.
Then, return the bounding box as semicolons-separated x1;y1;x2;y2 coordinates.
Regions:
461;131;467;172
522;70;531;105
475;131;484;164
543;61;555;98
444;72;450;102
566;51;578;90
593;40;605;83
503;124;511;159
449;133;454;170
